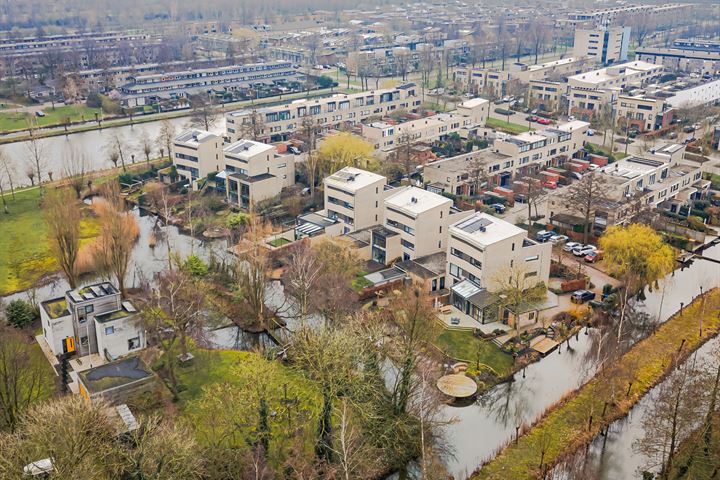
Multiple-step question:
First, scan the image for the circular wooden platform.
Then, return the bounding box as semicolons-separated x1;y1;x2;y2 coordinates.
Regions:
436;373;478;398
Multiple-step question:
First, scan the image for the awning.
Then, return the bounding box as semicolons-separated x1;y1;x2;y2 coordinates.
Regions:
451;279;482;300
295;223;323;236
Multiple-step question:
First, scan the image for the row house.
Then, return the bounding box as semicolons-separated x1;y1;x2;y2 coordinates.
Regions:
225;83;421;143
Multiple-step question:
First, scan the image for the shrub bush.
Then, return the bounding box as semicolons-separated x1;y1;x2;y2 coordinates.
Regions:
184;255;209;277
5;299;36;328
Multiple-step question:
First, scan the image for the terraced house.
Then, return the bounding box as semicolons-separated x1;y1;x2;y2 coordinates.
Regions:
225;83;421;143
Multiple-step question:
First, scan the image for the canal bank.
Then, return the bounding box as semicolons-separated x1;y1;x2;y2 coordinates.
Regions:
441;243;720;479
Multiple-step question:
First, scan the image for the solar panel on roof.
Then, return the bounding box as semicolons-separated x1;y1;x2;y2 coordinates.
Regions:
456;216;492;234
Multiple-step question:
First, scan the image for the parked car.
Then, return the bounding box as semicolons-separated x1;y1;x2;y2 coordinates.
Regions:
543;180;558;189
584;250;603;263
683;125;696;133
536;230;555;242
35;111;46;117
549;234;569;244
501;96;510;102
530;109;538;115
573;245;597;257
569;171;583;180
667;131;678;139
586;129;595;136
571;290;596;304
536;118;552;125
490;203;506;214
563;241;582;252
684;137;696;145
588;164;599;171
526;115;539;122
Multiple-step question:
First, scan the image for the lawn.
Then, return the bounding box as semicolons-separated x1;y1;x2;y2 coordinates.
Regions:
268;237;291;248
473;289;720;480
586;142;629;161
0;104;102;132
486;117;531;134
0;187;100;295
176;348;322;467
435;329;514;377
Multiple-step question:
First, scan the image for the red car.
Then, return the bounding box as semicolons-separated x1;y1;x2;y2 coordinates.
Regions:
536;118;552;125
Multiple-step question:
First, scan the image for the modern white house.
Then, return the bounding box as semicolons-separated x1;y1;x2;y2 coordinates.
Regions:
40;283;146;362
172;129;223;185
446;212;551;324
322;166;389;233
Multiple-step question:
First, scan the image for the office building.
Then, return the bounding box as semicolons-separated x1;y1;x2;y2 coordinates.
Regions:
573;27;630;65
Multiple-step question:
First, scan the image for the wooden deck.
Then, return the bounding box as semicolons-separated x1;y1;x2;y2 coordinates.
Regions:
436;373;478;398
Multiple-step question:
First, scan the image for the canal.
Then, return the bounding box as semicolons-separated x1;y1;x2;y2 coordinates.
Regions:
442;242;720;479
0;116;226;187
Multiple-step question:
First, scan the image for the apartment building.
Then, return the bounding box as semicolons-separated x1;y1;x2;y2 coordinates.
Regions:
528;80;569;112
636;39;720;76
551;144;708;230
172;129;223;184
40;283;145;361
453;57;589;97
361;97;489;150
565;4;692;28
423;120;589;194
447;213;551;324
383;186;455;260
225;83;421;143
322;166;388;233
223;140;296;208
121;61;300;107
567;61;664;118
615;95;673;133
573;27;630;65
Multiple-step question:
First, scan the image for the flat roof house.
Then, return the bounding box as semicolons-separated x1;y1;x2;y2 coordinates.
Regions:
172;129;222;185
40;282;145;362
322;166;388;233
384;186;456;260
224;139;296;209
446;213;551;325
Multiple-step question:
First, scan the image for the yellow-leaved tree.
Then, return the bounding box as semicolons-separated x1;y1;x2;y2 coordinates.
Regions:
599;223;675;342
317;132;377;177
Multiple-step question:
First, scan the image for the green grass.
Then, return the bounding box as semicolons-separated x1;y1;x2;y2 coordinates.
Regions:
435;329;514;377
486;117;531;134
176;348;321;467
268;237;291;247
0;105;101;132
587;142;629;161
474;290;720;480
352;271;373;290
0;187;100;295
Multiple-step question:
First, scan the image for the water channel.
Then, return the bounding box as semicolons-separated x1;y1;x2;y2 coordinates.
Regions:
442;242;720;479
3;197;719;480
0;116;226;187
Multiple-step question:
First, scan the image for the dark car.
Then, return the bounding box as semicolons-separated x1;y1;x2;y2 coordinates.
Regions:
490;203;506;214
571;290;596;304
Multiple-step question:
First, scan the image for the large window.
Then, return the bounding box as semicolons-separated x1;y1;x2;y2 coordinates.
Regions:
128;337;141;350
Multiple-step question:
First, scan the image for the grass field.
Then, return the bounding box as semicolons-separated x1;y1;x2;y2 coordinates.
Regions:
473;289;720;480
436;329;514;377
587;142;629;161
0;187;100;295
0;105;101;132
486;117;532;134
177;348;321;466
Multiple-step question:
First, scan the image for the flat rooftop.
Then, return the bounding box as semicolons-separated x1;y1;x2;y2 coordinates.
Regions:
450;212;527;247
67;283;119;304
459;97;489;108
224;139;274;158
41;297;69;320
174;129;218;146
568;61;660;85
325;166;386;192
78;356;154;395
385;186;451;216
95;301;138;324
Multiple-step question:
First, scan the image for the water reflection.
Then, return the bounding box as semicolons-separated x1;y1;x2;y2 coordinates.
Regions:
444;243;720;479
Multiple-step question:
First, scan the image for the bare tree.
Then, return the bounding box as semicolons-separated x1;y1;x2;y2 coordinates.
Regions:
283;243;322;325
142;269;205;398
188;93;220;131
564;172;610;244
105;132;128;172
158;119;177;161
44;189;81;289
91;182;139;294
62;148;87;198
24;127;46;196
0;151;16;201
467;154;489;197
0;327;49;432
137;128;154;163
234;214;273;331
238;107;266;142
